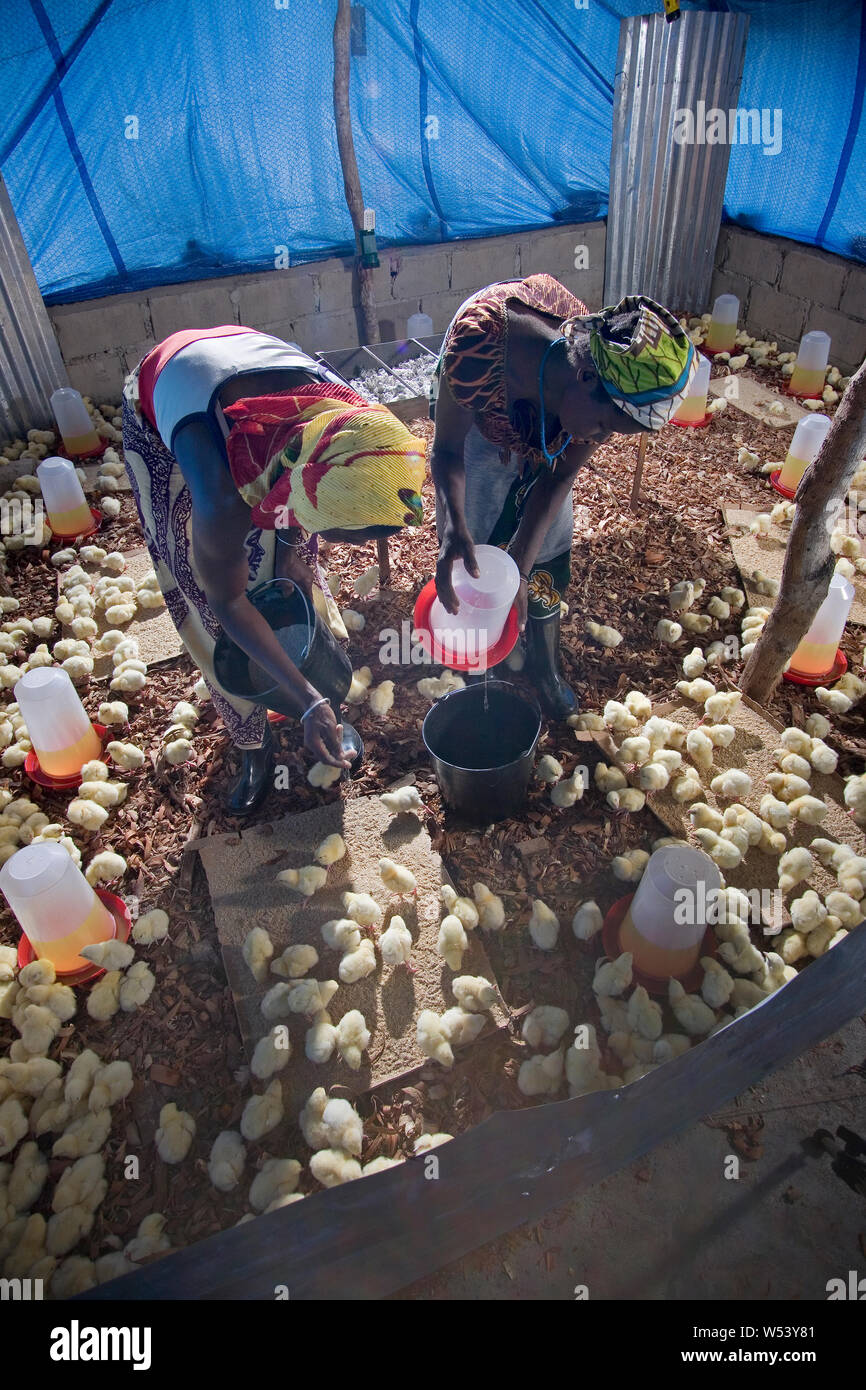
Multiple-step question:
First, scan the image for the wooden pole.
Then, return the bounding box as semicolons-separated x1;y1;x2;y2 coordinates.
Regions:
630;431;649;509
740;358;866;704
333;0;379;345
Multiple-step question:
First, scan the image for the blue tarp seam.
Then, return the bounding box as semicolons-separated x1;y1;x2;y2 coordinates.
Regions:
410;0;447;242
27;0;126;279
816;1;866;247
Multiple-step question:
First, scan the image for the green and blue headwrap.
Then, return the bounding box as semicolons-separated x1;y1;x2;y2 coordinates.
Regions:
562;295;697;431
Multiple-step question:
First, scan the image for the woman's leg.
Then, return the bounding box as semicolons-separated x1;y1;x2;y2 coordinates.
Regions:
121;378;274;812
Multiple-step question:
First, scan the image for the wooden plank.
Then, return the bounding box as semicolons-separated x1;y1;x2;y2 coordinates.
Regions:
80;922;866;1302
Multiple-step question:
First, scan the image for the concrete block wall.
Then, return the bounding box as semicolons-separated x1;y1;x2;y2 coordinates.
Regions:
710;226;866;376
48;222;605;402
44;219;866;401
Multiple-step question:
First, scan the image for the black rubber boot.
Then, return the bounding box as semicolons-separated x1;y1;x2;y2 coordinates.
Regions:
525;612;577;720
226;722;273;816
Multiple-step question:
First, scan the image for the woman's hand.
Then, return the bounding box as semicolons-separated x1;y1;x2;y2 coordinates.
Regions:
435;523;479;615
275;542;313;598
303;700;353;768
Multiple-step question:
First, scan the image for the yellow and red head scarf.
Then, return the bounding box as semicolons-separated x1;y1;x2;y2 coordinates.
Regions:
224;382;427;532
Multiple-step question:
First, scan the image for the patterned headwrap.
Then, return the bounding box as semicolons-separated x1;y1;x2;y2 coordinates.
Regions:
561;295;697;430
224;383;427;533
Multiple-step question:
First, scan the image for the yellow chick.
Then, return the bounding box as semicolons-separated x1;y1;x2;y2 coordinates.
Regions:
602;700;638;732
619;735;652;766
51;1109;111;1159
681;612;713;634
380;783;424;814
308;761;342;788
132;908;170;945
321;917;362;952
416;670;465;700
250;1157;302;1211
536;754;564;784
342;890;382;926
551;768;586;808
565;1024;610;1098
437;915;468;970
612;849;649;883
378;915;413;967
305;1011;337;1064
368;681;395;717
417;1009;454;1068
271;944;319;979
710;768;753;800
591;621;625;648
595;762;627;793
155;1100;198;1167
627;985;662;1040
518;1048;565;1096
208;1131;246;1193
276;864;328;897
338;938;377;983
242;926;273;984
528;899;560;951
670;772;703;802
240;1081;283;1142
119;961;155;1012
314;833;346;866
346;666;373;704
694;828;743;870
656;618;683;644
105;740;146;771
571;900;604;941
378;856;417;896
668;580;695;613
607;788;646;812
310;1149;362;1187
252;1025;292;1079
686;727;715;774
787;793;827;825
682;647;707;679
440;1006;486;1048
521;1005;570;1049
668;978;716;1036
84;850;127;886
451;975;498;1016
472;881;506;930
677;677;715;705
86;971;123;1021
593;952;633;997
88;1060;133;1112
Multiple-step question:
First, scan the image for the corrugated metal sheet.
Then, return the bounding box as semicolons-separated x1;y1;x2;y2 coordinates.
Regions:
0;172;68;442
605;11;750;312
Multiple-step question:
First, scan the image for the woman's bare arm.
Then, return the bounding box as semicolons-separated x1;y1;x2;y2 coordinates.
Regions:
429;373;479;612
173;420;350;765
506;439;598;627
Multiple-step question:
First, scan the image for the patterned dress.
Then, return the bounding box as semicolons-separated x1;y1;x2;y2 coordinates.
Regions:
430;274;588;618
122;363;274;748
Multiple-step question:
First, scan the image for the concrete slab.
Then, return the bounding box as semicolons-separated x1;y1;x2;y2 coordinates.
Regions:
708;374;808;431
723;506;866;625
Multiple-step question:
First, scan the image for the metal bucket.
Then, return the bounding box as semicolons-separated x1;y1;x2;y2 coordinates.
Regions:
213;579;352;717
422;679;541;822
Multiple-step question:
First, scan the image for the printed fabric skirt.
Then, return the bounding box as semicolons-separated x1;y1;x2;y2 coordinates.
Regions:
121;368;274;748
434;424;572;618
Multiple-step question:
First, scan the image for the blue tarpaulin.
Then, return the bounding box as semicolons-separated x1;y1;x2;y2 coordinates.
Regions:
1;0;863;303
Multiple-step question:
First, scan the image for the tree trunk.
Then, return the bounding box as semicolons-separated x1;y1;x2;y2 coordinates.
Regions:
333;0;379;345
739;357;866;704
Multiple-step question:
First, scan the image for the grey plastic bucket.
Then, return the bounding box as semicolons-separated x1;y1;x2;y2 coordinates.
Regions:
213;578;352;718
422;679;541;822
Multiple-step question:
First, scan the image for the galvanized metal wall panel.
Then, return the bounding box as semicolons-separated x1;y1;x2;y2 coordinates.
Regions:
0;173;68;442
605;11;750;312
